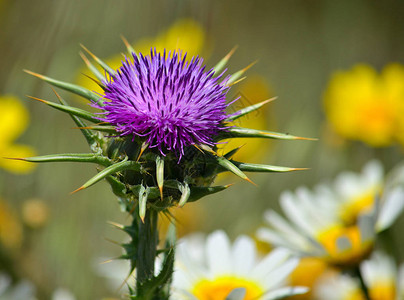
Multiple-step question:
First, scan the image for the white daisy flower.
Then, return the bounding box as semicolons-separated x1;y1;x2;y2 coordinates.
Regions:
257;161;404;267
51;288;76;300
172;230;308;300
0;273;36;300
314;251;404;300
0;273;76;300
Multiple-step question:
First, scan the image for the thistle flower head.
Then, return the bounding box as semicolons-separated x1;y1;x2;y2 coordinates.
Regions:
24;42;310;215
98;49;230;158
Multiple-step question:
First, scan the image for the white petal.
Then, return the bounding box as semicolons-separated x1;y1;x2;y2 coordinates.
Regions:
397;263;404;296
176;238;207;284
295;187;329;231
377;187;404;231
232;236;256;275
206;230;231;276
360;251;396;287
256;228;302;252
0;273;11;295
52;288;76;300
263;286;309;300
262;257;300;289
335;172;360;199
385;162;404;191
280;192;316;236
252;248;291;278
263;211;310;250
314;274;359;300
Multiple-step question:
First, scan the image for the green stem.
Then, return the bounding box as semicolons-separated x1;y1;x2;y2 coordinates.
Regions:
136;209;159;288
353;266;371;300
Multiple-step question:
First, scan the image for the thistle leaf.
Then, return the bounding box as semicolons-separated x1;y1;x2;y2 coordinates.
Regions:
188;184;232;202
219;127;316;141
226;97;276;122
54;92;98;147
72;159;141;193
80;125;117;134
223;145;244;159
24;70;100;102
27;95;100;123
12;153;111;167
232;161;308;173
80;44;115;76
215;156;254;185
106;175;127;197
212;46;238;74
79;51;105;82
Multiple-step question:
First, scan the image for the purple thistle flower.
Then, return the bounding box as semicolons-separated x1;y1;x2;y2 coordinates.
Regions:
97;49;231;158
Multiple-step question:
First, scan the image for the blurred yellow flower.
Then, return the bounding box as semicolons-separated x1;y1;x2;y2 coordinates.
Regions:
219;75;274;164
286;257;331;300
77;18;207;96
0;199;23;250
324;63;404;147
159;203;206;239
0;95;36;174
22;198;49;229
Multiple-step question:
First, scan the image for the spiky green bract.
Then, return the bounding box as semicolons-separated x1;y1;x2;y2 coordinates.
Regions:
25;44;312;299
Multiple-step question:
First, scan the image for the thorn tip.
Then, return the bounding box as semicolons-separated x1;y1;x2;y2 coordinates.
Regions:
70;186;85;194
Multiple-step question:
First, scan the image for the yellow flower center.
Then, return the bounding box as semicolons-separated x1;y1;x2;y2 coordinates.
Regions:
339;189;378;225
316;188;379;266
192;276;264;300
317;225;373;266
369;283;396;300
345;283;396;300
345;289;365;300
287;257;329;300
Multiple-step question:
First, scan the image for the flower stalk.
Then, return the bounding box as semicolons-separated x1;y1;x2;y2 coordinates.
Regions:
353;266;371;300
136;209;159;287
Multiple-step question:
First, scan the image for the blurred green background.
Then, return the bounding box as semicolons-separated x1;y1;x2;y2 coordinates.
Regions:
1;0;404;299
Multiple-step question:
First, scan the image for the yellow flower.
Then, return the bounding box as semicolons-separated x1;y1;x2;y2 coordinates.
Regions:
159;203;206;239
324;63;404;147
77;18;206;96
0;95;36;174
22;198;49;229
0;199;23;250
286;257;332;300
